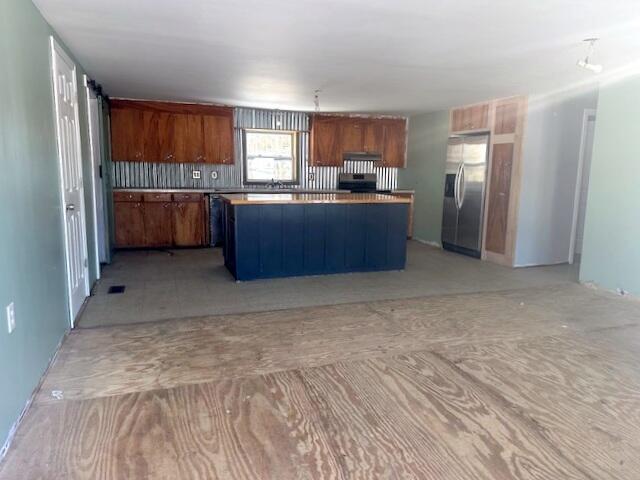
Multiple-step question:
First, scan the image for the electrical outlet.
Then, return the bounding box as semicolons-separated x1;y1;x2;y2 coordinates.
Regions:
6;302;15;334
308;172;315;182
211;171;218;180
192;170;201;179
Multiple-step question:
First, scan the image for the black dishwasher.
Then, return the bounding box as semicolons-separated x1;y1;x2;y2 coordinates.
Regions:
209;195;225;246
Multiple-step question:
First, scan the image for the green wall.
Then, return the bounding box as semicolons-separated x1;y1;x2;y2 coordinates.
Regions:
580;74;640;295
0;0;96;448
399;110;450;244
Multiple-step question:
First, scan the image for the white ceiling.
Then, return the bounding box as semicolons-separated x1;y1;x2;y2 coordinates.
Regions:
34;0;640;113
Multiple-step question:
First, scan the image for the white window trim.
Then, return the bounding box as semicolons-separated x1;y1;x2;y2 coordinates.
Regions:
243;129;299;185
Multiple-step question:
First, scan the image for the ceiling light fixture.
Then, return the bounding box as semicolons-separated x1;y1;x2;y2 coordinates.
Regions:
314;89;321;112
577;38;603;74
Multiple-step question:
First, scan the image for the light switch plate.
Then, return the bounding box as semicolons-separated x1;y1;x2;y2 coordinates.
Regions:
6;302;15;334
211;171;218;180
192;170;201;179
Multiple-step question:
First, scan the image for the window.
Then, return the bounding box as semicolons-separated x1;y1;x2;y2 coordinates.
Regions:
244;129;298;184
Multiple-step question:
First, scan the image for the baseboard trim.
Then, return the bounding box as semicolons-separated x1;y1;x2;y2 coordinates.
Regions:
0;331;68;464
412;238;442;248
513;260;570;268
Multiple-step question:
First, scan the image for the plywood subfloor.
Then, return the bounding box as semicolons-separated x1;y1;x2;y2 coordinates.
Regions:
2;284;640;479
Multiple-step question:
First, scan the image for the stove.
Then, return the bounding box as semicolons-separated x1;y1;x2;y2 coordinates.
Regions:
337;173;390;193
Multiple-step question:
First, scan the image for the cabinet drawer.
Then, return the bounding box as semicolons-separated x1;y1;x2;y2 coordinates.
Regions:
114;191;143;202
173;193;202;203
143;193;172;202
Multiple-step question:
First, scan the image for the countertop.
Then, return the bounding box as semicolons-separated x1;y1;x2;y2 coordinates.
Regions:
113;187;347;194
113;187;415;195
220;193;412;205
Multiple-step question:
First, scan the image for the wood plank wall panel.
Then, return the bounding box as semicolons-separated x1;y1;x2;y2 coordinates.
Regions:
485;143;514;254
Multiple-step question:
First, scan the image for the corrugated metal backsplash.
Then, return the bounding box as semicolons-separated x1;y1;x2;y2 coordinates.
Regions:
112;107;398;191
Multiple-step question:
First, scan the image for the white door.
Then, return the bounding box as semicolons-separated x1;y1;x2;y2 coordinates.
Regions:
51;37;90;325
85;79;107;267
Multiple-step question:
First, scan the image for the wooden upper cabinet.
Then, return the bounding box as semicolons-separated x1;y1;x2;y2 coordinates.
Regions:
451;108;464;132
111;107;144;161
451;104;489;133
110;100;233;164
203;113;234;164
382;119;407;168
142;110;160;162
494;101;519;135
340;119;366;153
340;118;384;154
311;115;404;167
363;121;383;153
157;112;177;162
310;115;342;166
174;114;205;163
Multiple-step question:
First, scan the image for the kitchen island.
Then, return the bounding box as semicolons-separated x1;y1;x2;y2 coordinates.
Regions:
221;193;410;280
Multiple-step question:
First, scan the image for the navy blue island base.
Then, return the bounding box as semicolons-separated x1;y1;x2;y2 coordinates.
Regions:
222;194;409;281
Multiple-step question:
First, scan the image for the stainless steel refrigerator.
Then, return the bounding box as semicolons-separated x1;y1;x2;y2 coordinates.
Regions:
441;134;489;258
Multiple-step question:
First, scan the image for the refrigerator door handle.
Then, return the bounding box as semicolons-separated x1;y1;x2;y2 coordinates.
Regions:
454;163;462;209
458;164;466;208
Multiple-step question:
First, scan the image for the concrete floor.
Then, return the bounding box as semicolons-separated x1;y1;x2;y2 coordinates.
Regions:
79;241;579;327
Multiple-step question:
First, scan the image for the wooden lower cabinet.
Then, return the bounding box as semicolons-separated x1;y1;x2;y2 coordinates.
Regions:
172;201;205;246
114;201;145;247
143;202;173;247
114;192;206;248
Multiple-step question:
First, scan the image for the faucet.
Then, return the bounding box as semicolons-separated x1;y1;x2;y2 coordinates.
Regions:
269;179;285;189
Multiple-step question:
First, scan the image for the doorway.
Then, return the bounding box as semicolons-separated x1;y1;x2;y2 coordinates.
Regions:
85;77;108;269
50;37;90;326
569;109;597;264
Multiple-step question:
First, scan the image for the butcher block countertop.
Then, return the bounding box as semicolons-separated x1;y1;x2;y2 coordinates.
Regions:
220;193;412;205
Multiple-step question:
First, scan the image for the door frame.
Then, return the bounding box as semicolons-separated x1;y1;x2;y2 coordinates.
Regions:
568;108;597;264
50;36;90;327
84;75;106;274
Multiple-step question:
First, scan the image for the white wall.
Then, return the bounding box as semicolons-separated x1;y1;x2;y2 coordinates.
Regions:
514;86;599;267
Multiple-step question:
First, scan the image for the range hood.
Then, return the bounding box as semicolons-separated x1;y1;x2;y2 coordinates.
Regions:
343;152;382;162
